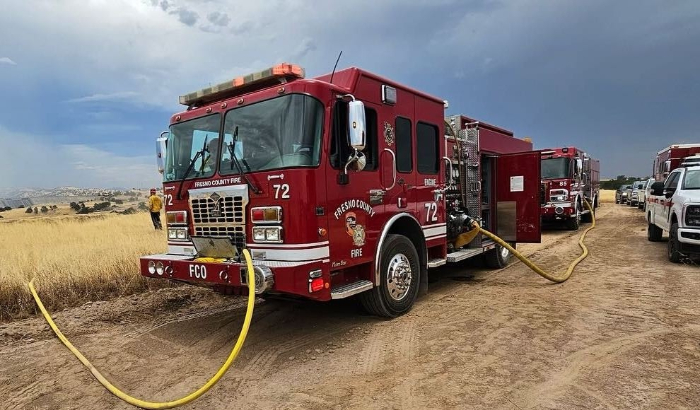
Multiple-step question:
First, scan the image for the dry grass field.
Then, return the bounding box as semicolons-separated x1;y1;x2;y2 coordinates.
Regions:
0;211;167;320
599;189;615;203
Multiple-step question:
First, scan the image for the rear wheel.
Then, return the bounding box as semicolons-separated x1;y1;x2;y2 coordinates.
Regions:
359;234;420;318
647;222;662;242
668;223;681;263
484;242;513;269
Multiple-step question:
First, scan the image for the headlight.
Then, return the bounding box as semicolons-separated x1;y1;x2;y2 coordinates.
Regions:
252;226;282;243
265;228;280;242
168;228;188;241
253;227;266;241
155;261;164;275
686;206;700;227
148;261;156;274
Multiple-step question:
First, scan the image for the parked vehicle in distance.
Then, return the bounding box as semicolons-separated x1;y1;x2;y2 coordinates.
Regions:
643;178;655;211
616;185;631;204
647;165;700;262
630;180;646;208
540;147;600;230
653;144;700;181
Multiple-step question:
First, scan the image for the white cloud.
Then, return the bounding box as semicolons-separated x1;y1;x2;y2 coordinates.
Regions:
0;126;160;189
0;57;16;65
64;91;140;103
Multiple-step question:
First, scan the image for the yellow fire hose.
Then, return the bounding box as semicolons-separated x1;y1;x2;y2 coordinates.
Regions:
27;249;256;409
475;199;596;283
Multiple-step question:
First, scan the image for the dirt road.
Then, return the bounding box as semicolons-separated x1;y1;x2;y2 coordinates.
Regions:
2;203;699;409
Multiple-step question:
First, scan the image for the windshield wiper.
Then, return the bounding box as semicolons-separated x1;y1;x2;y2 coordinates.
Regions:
227;126;260;194
176;136;208;200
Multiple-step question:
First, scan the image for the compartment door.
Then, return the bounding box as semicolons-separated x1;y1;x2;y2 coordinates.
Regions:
495;151;541;243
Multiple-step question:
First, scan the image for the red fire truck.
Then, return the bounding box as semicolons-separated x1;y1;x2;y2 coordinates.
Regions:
540;147;600;230
653;144;700;181
141;63;541;317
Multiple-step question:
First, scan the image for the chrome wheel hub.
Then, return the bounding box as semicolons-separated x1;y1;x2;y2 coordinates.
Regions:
387;253;412;301
499;245;510;260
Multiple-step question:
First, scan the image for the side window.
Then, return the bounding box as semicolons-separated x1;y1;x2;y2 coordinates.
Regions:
416;122;439;174
665;172;680;190
330;103;377;171
395;117;412;173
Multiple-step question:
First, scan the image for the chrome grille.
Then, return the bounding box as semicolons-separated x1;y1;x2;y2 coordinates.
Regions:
194;226;246;249
191;195;245;224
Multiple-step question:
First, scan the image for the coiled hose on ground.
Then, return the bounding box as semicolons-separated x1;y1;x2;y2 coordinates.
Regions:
27;249;256;409
475;199;596;283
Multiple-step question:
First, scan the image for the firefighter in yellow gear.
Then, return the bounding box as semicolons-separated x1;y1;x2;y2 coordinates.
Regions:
148;188;163;230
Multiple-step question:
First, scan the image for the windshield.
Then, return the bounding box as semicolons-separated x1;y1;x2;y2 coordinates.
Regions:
634;181;645;189
220;94;323;174
163;114;221;182
541;158;571;179
684;170;700;189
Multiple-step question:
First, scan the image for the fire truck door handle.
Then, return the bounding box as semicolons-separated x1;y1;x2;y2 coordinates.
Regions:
442;157;453;185
383;148;397;191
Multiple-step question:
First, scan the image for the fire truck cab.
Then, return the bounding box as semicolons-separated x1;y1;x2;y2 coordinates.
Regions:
540;147;600;230
141;64;542;317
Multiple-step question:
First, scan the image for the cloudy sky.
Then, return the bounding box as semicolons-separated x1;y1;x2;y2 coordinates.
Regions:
1;0;698;189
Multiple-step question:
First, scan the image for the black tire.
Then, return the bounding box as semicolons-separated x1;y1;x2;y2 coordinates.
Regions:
581;209;593;223
566;206;581;230
359;234;420;318
647;222;662;242
668;223;681;263
484;242;514;269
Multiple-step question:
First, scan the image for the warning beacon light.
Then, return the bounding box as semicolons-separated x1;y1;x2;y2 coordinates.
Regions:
179;63;305;107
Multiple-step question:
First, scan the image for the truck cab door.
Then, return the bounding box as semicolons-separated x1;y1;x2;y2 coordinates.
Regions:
494;151;541;243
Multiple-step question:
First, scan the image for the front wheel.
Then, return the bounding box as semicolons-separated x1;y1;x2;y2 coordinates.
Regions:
668;223;682;263
359;234;420;318
566;207;581;230
484;242;514;269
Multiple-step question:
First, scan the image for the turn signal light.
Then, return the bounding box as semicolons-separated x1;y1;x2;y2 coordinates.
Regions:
166;211;187;225
251;206;282;223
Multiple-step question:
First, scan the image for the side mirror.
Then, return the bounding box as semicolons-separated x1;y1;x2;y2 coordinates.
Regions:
347;100;366;151
650;181;664;196
663;189;674;198
156;131;168;174
576;158;583;176
664;160;671;173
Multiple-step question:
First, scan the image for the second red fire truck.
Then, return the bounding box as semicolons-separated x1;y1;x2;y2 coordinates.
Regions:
540;147;600;230
141;63;542;317
653;144;700;181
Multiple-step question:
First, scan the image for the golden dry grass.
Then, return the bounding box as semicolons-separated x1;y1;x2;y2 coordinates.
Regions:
599;189;616;203
0;212;167;320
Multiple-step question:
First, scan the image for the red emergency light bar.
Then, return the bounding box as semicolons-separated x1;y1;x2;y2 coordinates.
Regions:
179;63;305;107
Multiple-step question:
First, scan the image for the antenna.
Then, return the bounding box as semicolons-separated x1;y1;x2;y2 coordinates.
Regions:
330;51;342;84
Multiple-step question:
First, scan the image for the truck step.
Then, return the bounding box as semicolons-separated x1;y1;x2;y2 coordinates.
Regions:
427;258;446;268
330;280;373;300
447;248;484;263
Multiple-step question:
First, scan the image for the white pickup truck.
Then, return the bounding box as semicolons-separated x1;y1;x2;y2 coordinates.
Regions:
647;165;700;262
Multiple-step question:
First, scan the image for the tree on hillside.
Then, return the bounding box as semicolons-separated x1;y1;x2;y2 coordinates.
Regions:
25;207;33;214
33;207;38;214
40;206;48;213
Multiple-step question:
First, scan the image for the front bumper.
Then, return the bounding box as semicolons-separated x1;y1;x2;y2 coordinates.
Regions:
678;227;700;254
541;202;575;220
140;254;331;300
